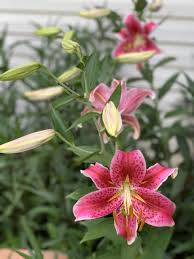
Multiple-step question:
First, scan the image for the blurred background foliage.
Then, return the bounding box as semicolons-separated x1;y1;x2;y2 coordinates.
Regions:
0;4;194;258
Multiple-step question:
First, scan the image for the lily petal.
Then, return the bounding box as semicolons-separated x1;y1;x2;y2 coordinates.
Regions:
133;187;175;227
73;188;122;221
141;163;178;191
81;163;112;189
120;87;155;114
110;150;146;187
143;21;157;34
89;83;112;111
122;114;141;139
124;15;143;35
145;39;161;53
114;211;137;245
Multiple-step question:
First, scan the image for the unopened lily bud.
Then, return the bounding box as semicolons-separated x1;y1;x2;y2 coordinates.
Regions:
62;39;81;54
63;30;75;41
57;66;82;83
24;86;64;101
149;0;163;12
115;51;155;64
0;62;42;81
102;101;122;138
34;26;62;36
171;168;178;179
79;8;111;19
0;129;55;154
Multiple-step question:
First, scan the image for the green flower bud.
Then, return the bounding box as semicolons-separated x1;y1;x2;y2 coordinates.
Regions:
63;30;75;41
34;26;62;36
0;62;42;81
57;66;82;83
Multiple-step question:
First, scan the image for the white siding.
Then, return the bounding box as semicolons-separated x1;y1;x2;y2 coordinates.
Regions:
0;0;193;98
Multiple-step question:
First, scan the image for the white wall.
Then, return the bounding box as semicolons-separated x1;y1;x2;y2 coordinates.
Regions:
0;0;194;109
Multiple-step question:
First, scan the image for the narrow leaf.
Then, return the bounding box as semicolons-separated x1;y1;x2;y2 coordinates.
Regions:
158;73;179;99
52;95;76;109
107;83;121;107
154;57;176;69
50;105;74;143
66;112;98;131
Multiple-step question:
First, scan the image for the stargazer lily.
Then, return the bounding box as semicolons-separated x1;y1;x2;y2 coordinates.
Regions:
83;79;154;140
113;14;160;58
73;150;177;245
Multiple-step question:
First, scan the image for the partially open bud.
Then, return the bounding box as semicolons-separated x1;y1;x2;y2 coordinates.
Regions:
34;26;62;36
102;101;122;138
57;67;82;83
114;51;155;64
79;8;111;19
149;0;163;12
62;39;81;54
0;62;42;81
0;129;55;154
24;86;64;101
171;168;178;179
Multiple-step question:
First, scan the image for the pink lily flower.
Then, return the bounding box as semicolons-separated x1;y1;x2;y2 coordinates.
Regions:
113;14;160;57
83;79;154;140
73;150;176;245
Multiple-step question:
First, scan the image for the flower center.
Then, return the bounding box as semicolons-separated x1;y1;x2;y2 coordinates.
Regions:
122;176;132;216
133;34;145;48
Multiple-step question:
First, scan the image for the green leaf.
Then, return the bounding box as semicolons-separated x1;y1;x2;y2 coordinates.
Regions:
21;216;43;259
158;73;179;99
165;108;188;118
67;145;98;157
98;56;115;84
154;57;176;69
52;95;76;109
50;105;74;143
171;168;188;198
121;238;141;259
107;83;121;107
66;112;99;131
140;227;173;259
66;186;95;201
81;218;119;243
82;52;100;92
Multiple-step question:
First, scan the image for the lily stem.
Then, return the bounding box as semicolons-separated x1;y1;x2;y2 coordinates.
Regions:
42;66;80;97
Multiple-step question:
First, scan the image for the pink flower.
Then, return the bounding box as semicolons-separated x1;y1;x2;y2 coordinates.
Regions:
73;150;176;245
83;79;154;140
113;14;160;57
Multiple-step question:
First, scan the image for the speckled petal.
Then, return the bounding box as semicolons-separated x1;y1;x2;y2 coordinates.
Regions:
110;150;146;187
81;163;113;189
133;187;176;227
73;188;122;221
114;211;137;245
141;163;178;190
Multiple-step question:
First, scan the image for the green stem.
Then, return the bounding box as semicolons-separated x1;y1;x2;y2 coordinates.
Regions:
93;118;105;154
42;66;80;97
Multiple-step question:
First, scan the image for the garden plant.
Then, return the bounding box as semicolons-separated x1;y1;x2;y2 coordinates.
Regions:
0;0;194;258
